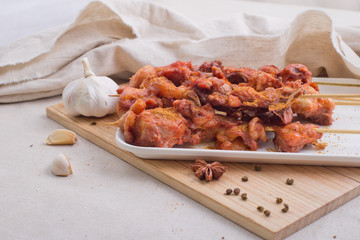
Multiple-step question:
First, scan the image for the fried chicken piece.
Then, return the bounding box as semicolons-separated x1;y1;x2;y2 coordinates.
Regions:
231;86;288;109
116;86;148;114
199;60;223;73
194;78;297;124
259;65;280;77
247;71;283;91
155;61;193;86
223;66;257;84
173;99;215;128
129;65;156;88
207;92;242;109
215;117;267;151
119;110;137;143
279;64;312;84
291;84;335;125
121;107;191;148
273;122;322;152
248;117;267;142
116;86;163;114
118;76;199;114
191;114;239;145
215;130;249;150
117;99;147;142
140;76;189;100
193;76;238;108
173;98;241;145
223;66;282;91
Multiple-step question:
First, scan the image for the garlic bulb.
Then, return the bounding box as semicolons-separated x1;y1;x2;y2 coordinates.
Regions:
62;58;119;117
51;153;73;177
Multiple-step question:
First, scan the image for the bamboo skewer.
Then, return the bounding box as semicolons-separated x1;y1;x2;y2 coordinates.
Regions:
300;94;360;99
264;126;360;134
333;97;360;102
334;101;360;106
314;81;360;87
315;128;360;134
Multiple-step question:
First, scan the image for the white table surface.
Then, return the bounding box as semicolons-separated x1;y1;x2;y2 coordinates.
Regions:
1;1;360;240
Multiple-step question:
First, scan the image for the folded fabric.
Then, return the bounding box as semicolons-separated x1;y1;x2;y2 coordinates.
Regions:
1;0;360;103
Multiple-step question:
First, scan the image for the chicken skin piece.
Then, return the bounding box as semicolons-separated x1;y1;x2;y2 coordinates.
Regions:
273;122;322;152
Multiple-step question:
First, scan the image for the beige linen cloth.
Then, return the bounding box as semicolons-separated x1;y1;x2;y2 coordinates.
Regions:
1;0;360;103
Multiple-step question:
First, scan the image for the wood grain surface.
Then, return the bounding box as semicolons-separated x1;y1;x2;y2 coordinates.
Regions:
46;103;360;240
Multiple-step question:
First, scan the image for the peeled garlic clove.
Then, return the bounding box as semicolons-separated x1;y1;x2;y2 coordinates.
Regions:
51;153;73;176
46;129;77;145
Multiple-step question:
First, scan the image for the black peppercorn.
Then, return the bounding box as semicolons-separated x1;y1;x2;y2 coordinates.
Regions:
241;193;247;200
286;178;294;185
254;165;262;171
225;189;232;195
282;204;289;213
257;206;264;212
264;210;271;217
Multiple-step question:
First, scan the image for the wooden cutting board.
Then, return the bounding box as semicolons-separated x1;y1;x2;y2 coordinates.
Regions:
46;103;360;240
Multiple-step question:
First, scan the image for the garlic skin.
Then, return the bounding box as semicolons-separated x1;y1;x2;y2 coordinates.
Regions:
51;153;73;177
62;58;119;117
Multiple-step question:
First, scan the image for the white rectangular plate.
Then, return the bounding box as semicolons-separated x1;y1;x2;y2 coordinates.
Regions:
115;78;360;166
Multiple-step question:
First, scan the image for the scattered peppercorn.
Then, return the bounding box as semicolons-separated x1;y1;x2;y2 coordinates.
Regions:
241;193;247;200
90;121;97;125
241;176;248;182
257;206;264;212
225;189;232;195
233;188;240;195
254;165;262;171
264;210;271;217
276;197;283;204
286;178;294;185
282;203;289;213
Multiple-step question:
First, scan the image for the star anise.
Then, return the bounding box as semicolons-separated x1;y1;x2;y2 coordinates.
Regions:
189;159;227;182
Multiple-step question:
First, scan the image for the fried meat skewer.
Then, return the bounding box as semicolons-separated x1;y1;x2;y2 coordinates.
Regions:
115;62;338;126
114;60;360;153
116;98;333;153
